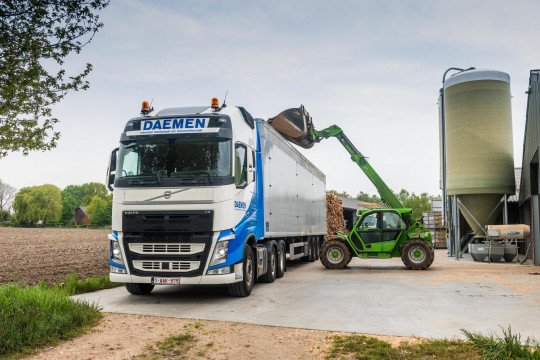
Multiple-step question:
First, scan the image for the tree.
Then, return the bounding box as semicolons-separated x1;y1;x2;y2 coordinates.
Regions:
61;182;108;224
0;0;110;157
0;209;10;222
396;189;440;219
86;194;112;226
0;179;16;211
355;191;381;205
12;184;62;225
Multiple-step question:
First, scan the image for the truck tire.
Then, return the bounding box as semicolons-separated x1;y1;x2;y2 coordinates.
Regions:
228;245;255;297
314;237;320;261
260;245;277;283
276;240;286;278
309;237;316;262
125;283;154;295
401;239;435;270
320;240;352;269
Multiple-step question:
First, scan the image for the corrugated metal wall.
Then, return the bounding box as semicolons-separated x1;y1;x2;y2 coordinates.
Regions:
519;70;540;264
519;70;540;203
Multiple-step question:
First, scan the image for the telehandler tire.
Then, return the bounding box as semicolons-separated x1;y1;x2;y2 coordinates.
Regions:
320;240;352;269
401;239;435;270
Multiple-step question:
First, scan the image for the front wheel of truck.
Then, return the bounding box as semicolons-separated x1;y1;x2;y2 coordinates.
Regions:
228;245;255;297
125;283;154;295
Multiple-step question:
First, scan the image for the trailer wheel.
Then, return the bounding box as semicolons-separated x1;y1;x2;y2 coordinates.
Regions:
276;241;286;278
320;240;351;269
124;283;154;295
401;239;435;270
228;245;255;297
260;245;277;283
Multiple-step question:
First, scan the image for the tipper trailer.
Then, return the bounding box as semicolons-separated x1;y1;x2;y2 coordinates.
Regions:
106;99;326;297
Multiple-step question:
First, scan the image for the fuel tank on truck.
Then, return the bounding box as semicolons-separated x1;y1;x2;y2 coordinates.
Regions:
444;69;515;232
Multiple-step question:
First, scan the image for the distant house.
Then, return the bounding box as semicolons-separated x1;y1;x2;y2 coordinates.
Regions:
338;196;381;231
74;206;90;226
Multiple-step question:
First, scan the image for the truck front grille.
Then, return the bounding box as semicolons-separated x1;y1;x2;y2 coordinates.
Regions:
132;260;200;272
122;211;214;277
129;243;205;255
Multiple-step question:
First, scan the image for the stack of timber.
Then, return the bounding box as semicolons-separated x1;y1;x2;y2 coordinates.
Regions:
422;211;447;249
326;192;346;239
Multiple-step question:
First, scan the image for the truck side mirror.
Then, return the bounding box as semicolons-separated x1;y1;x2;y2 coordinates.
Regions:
107;148;119;191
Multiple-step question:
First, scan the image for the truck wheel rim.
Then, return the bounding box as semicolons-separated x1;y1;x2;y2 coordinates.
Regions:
246;257;253;287
409;246;426;263
271;251;276;276
327;247;344;264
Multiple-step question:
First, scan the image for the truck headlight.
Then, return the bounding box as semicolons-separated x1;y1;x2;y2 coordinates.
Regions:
110;237;124;265
209;240;229;267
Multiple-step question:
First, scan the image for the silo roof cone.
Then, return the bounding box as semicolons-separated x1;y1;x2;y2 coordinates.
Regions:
457;194;502;234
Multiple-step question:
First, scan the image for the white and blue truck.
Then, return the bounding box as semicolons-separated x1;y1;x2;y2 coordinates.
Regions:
106;99;326;297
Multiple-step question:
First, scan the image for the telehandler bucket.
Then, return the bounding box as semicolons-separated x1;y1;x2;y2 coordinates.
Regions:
268;105;316;149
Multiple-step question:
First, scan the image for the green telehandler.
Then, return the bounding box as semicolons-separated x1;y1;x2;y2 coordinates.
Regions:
268;106;434;270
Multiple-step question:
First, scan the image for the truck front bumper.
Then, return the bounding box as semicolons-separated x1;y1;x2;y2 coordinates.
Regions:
110;262;243;285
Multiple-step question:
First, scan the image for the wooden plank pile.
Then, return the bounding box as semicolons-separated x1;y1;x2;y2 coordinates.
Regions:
326;192;345;238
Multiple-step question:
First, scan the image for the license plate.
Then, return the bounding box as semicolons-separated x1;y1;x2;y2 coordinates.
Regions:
151;277;180;285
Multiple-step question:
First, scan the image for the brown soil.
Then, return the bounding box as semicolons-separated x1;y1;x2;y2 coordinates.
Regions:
0;227;109;285
28;313;416;360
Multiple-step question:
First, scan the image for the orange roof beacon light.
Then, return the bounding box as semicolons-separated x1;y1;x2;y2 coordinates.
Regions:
211;97;220;109
140;100;153;116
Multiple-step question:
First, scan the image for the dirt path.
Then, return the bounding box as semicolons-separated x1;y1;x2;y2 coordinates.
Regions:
28;313;416;360
0;227;109;285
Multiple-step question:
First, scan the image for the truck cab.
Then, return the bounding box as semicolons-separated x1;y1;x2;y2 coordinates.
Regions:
107;101;261;295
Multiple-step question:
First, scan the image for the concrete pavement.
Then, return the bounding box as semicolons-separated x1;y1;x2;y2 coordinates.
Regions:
75;250;540;339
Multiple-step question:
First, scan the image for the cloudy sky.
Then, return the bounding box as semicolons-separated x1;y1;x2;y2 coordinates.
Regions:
1;0;539;197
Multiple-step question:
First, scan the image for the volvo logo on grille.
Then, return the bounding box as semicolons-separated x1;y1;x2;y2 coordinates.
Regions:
164;191;171;199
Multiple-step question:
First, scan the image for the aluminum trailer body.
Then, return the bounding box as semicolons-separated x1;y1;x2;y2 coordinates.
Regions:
106;102;326;296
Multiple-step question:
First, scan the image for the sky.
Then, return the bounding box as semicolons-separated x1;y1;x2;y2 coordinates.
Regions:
1;0;539;198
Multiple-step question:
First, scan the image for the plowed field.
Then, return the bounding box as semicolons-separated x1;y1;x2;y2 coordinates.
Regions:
0;227;109;285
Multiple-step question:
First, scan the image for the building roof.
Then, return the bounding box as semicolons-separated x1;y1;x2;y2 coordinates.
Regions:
339;196;381;210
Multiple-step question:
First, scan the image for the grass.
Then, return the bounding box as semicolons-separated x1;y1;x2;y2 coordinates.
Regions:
134;332;197;360
51;272;120;295
463;326;540;360
0;284;101;358
325;327;540;360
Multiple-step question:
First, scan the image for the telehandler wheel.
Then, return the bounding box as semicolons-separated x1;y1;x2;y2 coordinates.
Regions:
320;240;352;269
125;283;154;295
401;239;435;270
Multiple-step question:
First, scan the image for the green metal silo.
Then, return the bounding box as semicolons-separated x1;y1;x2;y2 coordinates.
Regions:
444;69;515;233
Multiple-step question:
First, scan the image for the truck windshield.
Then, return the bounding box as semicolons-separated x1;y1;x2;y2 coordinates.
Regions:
116;138;231;182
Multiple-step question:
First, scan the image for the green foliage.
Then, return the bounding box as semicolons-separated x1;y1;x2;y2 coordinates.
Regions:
326;334;481;360
355;191;382;205
86;194;112;227
136;332;197;360
61;182;108;224
397;189;440;219
0;209;10;222
0;284;101;357
55;273;119;296
0;0;109;158
12;184;62;225
463;326;540;360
